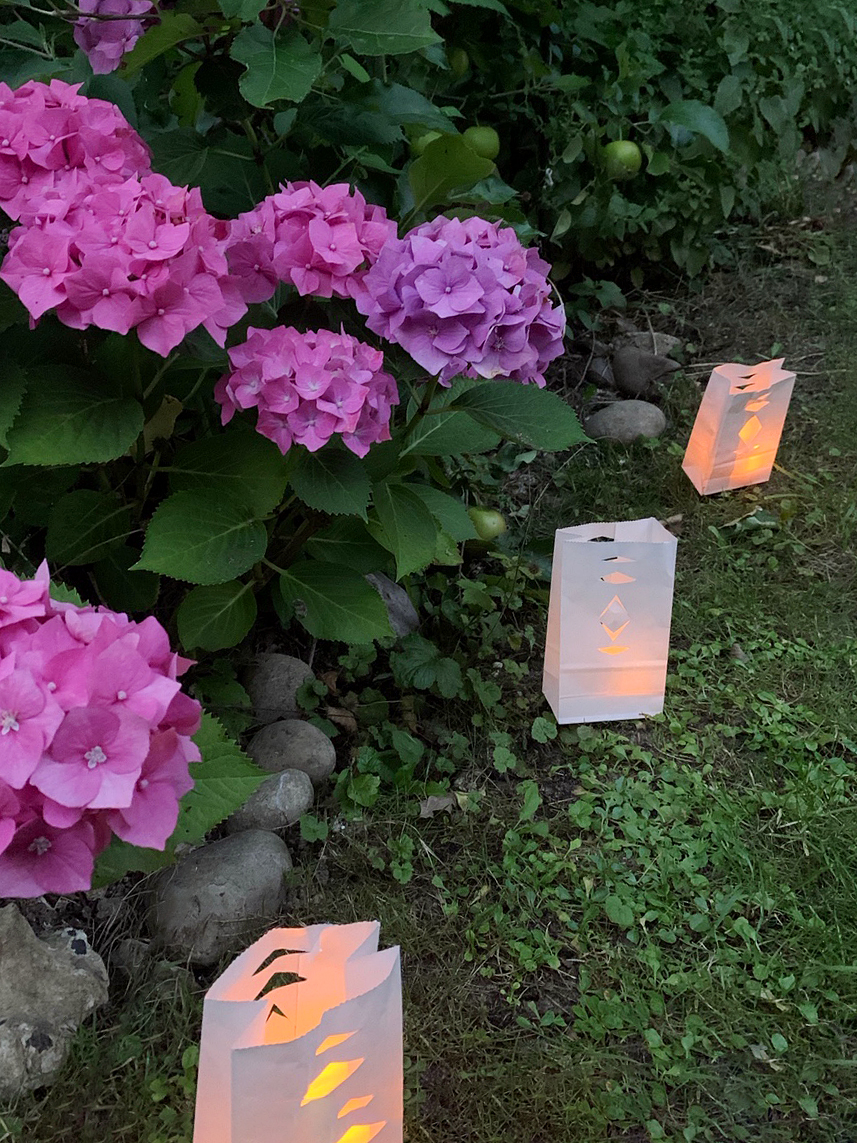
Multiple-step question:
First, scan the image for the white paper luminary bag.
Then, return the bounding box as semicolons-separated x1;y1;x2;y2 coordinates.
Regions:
193;922;402;1143
682;358;796;495
542;518;678;724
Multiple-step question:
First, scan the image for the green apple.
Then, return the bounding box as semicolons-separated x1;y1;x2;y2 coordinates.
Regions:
411;130;443;157
463;125;500;161
468;507;508;541
448;47;470;78
601;139;643;180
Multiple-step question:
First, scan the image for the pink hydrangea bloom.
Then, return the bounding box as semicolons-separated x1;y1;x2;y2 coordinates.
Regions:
0;79;150;222
74;0;154;76
0;563;202;899
215;326;399;458
226;181;397;304
1;169;245;356
356;215;566;386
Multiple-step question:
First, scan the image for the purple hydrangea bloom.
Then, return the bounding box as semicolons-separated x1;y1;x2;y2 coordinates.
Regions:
74;0;155;76
356;215;566;386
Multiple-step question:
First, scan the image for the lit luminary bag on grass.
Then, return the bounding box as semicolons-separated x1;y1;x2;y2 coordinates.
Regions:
682;358;796;495
542;518;678;724
193;922;402;1143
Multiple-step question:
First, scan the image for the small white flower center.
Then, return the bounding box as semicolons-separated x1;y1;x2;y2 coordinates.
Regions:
28;836;51;856
117;690;127;700
138;777;149;789
85;745;107;769
0;710;20;735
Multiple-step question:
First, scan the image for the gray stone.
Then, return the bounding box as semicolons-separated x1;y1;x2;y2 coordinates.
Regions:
0;906;108;1098
612;346;681;396
366;572;419;637
147;830;292;965
226;769;314;834
244;653;314;725
247;719;337;787
110;938;151;977
585;400;667;443
585;356;615;387
616;330;682;357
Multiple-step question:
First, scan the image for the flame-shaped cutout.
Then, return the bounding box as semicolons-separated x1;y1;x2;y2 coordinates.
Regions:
338;1095;374;1118
301;1059;364;1105
316;1032;357;1056
598;644;629;655
738;415;762;443
601;571;635;584
744;395;769;412
333;1124;386;1143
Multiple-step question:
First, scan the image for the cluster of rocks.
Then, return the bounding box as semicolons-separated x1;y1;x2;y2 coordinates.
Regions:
577;323;683;444
147;652;337;966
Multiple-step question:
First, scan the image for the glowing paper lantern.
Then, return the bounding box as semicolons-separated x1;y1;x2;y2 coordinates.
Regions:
542;518;678;724
682;358;796;494
193;922;402;1143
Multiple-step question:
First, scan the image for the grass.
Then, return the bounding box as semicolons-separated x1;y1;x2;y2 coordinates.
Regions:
4;213;857;1143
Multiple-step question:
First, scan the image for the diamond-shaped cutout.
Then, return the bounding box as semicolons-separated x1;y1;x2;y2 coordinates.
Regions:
738;415;762;443
600;595;630;640
744;395;769;412
601;571;635;584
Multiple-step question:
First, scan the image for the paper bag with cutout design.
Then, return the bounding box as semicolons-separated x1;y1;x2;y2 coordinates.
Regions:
542;518;677;724
193;922;402;1143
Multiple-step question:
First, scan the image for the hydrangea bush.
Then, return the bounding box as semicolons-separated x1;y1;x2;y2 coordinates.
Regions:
0;6;585;892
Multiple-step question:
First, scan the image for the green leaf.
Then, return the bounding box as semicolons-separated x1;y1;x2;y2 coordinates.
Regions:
370;482;438;578
449;0;508;10
4;370;143;466
91;545;160;613
134;491;267;585
409;134;495;211
122;13;202;74
177;580;257;652
0;363;27;448
451;382;586;451
218;0;266;18
327;0;441;55
390;633;462;698
518;779;541;822
604;894;635;928
290;448;371;517
401;408;500;456
406;484;477;540
170;430;291;517
348;81;457;133
173;713;268;846
231;24;322;107
279;561;393;643
45;491;131;567
305;517;390;573
659;100;729;153
339;53;372;83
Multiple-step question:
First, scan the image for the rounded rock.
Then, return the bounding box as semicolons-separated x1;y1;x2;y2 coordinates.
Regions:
226;769;315;834
611;346;681;396
147;831;292;965
244;653;315;725
585;400;667;443
247;719;337;787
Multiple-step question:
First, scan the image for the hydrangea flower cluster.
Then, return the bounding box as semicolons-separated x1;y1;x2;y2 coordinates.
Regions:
1;170;246;355
0;79;150;223
356;215;566;386
0;563;201;899
215;326;399;458
226;180;397;304
74;0;155;75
